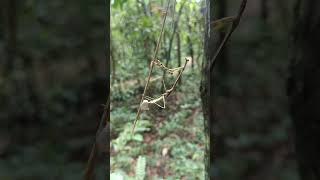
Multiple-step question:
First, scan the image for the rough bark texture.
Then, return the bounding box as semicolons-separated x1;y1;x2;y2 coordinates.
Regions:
200;0;215;178
288;0;320;179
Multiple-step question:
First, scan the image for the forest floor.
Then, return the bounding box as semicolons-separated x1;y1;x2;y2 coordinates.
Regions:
110;69;205;179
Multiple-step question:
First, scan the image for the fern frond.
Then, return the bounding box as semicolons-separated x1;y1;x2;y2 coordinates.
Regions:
135;156;146;180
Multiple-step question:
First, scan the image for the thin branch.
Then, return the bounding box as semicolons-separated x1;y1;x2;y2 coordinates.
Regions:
84;96;110;180
132;0;172;134
210;16;236;31
209;0;247;72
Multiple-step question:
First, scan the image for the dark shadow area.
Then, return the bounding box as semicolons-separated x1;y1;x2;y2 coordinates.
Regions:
207;0;299;179
0;1;108;179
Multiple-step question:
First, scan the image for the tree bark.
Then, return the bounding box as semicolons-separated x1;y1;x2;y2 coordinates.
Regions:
260;0;268;24
200;0;215;178
274;0;290;31
215;0;229;96
5;0;17;73
288;0;320;179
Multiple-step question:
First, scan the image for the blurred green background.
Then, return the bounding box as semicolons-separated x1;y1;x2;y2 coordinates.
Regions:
110;0;205;179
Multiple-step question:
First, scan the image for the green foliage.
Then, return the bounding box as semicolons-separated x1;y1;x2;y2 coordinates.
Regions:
110;37;205;177
110;0;300;179
110;24;206;174
135;156;146;180
110;172;125;180
111;120;151;152
112;0;129;9
110;83;205;178
110;156;146;180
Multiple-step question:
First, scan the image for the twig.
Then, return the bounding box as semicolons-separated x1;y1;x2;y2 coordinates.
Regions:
209;0;247;72
132;0;172;134
210;16;236;31
84;96;110;180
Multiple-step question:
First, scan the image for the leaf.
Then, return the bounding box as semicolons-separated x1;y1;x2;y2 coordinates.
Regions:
135;156;146;180
211;16;236;31
133;134;144;142
112;0;128;9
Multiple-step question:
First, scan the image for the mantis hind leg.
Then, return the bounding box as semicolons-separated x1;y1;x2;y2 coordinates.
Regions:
152;96;166;109
145;95;166;109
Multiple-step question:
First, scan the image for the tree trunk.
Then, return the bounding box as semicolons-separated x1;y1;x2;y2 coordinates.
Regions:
105;1;111;179
200;0;215;178
186;15;194;68
5;0;17;73
176;31;182;84
162;1;186;87
274;0;290;31
260;0;268;24
164;0;186;67
110;40;116;84
288;0;320;179
163;31;170;91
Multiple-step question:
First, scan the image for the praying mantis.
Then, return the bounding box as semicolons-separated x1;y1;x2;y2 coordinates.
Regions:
140;57;189;111
131;0;189;134
132;57;189;133
141;80;167;111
